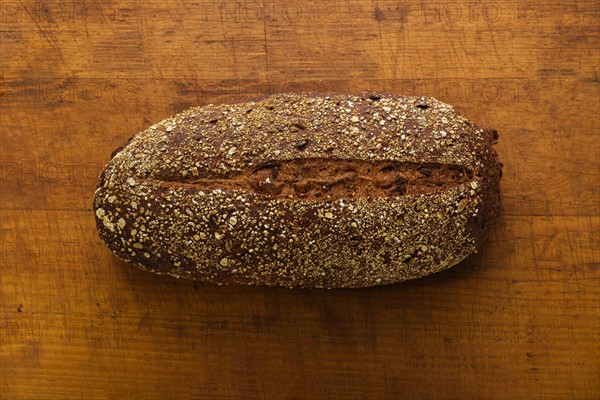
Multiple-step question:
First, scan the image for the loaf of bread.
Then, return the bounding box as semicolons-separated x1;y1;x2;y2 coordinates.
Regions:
94;93;502;288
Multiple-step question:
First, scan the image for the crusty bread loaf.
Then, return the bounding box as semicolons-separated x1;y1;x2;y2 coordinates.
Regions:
93;93;502;288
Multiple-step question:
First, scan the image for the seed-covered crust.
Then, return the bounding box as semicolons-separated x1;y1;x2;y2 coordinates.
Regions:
94;92;502;288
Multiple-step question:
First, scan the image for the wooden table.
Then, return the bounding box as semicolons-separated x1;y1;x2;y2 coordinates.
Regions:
1;1;598;398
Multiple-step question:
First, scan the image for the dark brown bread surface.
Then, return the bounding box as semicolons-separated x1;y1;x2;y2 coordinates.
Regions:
93;93;502;288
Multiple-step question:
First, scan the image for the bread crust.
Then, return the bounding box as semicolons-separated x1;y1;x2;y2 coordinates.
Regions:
94;92;502;288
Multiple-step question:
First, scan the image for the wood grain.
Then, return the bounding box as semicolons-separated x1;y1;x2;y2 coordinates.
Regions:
1;0;598;398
